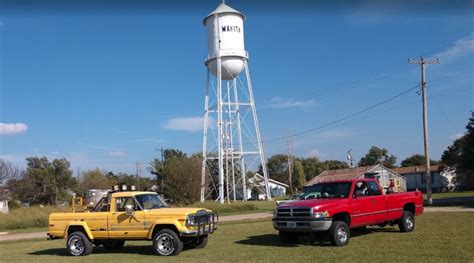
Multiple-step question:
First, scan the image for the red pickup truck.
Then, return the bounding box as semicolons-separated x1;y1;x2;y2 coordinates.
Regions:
273;178;423;246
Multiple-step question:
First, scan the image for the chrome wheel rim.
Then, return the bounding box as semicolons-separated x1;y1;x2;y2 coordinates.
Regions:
68;236;84;255
406;216;414;230
157;234;174;255
337;227;348;243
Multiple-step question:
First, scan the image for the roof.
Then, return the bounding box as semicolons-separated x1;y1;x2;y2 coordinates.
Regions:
393;165;441;175
305;165;377;186
111;191;155;198
253;173;289;188
203;3;245;25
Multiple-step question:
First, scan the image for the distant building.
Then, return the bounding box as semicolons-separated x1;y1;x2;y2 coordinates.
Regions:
0;188;9;214
232;173;289;200
393;165;451;193
305;164;407;192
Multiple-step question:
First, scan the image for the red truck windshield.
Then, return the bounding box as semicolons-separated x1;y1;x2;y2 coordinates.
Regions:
302;182;352;199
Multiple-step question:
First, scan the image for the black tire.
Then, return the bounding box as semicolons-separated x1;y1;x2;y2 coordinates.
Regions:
195;235;208;249
279;231;299;244
152;229;183;256
66;231;93;256
329;221;350;246
103;240;125;250
399;211;415;232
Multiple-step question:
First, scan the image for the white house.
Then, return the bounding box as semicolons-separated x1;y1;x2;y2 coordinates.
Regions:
305;164;407;193
393;165;452;192
231;173;289;200
0;186;9;214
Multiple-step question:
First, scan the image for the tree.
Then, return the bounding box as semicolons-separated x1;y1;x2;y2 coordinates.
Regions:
77;169;116;193
322;160;350;170
9;157;77;205
161;155;201;204
401;154;440;167
292;159;306;191
264;154;289;185
441;112;474;190
151;149;188;193
0;159;22;183
301;157;322;181
358;146;397;168
0;160;23;204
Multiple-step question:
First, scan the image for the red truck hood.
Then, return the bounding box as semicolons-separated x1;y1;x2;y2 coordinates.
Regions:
279;198;349;211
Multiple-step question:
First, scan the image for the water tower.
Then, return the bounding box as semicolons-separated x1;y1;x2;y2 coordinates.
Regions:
201;2;272;203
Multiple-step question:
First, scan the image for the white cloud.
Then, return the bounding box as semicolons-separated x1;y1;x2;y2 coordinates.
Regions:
107;151;127;158
0;123;28;135
449;133;464;141
433;34;474;61
264;97;317;109
162;116;204;132
308;149;327;158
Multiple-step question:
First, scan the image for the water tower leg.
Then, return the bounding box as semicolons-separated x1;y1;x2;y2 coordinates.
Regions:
233;78;247;201
244;60;272;201
201;70;210;203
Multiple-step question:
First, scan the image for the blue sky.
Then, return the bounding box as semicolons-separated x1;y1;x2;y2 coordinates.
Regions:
1;1;473;176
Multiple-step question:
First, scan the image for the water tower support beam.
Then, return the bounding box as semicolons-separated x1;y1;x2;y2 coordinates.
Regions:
233;78;247;201
244;60;272;201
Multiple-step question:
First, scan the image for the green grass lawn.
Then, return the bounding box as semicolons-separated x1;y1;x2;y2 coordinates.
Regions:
428;191;474;199
1;212;472;262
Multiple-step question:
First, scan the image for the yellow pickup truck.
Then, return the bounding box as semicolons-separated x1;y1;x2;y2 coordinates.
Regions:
48;187;218;256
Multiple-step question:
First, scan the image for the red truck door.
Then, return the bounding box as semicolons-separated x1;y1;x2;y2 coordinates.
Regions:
350;181;373;227
350;181;386;226
366;180;387;224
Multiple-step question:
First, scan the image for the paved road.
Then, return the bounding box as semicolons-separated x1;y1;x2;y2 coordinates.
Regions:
1;207;473;242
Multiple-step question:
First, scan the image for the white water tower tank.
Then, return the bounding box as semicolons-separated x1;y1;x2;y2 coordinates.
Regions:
203;3;248;80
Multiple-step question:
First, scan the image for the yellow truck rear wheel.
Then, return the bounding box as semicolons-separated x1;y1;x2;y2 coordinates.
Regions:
67;231;93;256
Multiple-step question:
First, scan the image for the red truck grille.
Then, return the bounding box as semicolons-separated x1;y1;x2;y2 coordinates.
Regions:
276;207;312;218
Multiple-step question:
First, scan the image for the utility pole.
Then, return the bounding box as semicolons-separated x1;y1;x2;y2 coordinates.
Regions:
286;134;294;195
409;56;439;205
135;162;141;189
160;148;164;193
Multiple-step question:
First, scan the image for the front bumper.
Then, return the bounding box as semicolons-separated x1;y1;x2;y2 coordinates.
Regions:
181;212;218;237
272;218;333;232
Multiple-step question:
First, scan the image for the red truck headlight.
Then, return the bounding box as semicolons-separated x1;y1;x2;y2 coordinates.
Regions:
313;211;329;219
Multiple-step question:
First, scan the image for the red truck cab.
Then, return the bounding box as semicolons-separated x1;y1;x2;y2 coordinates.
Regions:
273;178;423;246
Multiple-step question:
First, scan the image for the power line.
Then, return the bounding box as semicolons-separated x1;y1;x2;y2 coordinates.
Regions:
256;83;421;145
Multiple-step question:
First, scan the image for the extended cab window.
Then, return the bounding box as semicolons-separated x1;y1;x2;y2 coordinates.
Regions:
93;197;109;212
353;181;369;197
115;197;141;212
367;181;381;196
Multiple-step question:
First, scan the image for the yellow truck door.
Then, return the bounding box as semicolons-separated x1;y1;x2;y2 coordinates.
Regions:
108;196;147;238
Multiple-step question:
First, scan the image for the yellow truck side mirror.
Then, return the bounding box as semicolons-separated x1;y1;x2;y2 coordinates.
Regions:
125;204;134;216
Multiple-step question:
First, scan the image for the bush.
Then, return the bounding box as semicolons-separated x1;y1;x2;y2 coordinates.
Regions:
0;206;71;231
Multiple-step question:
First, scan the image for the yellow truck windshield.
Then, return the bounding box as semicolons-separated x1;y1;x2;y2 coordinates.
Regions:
135;194;168;209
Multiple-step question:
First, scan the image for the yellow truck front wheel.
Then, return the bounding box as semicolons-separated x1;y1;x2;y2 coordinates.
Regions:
152;229;183;256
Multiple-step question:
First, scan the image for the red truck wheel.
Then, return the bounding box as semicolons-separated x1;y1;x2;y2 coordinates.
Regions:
399;211;415;232
329;221;350;246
